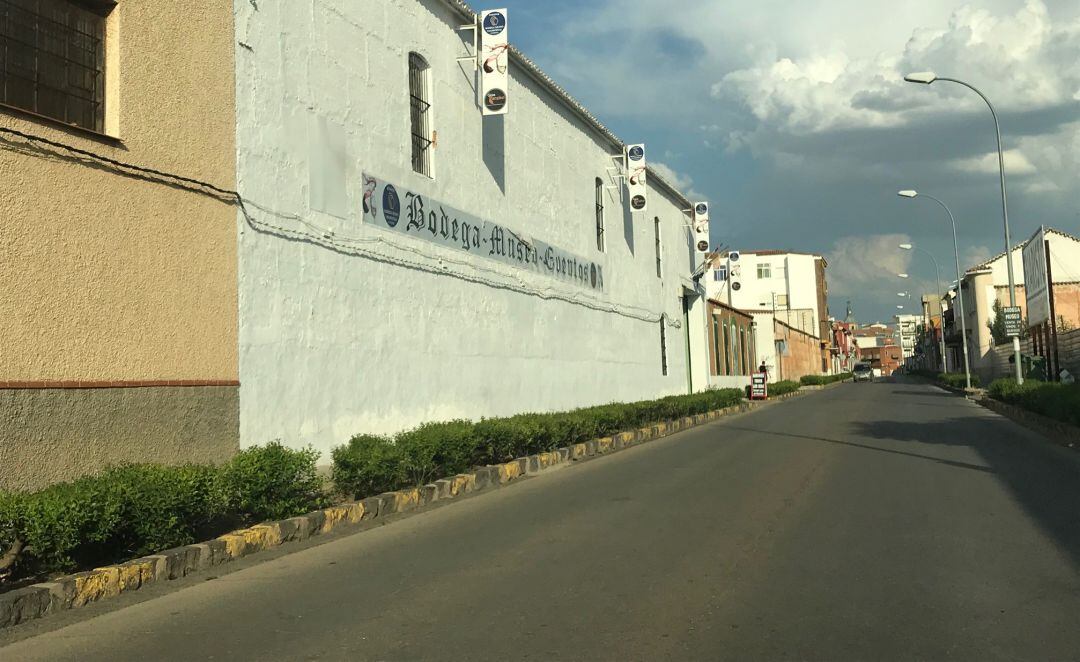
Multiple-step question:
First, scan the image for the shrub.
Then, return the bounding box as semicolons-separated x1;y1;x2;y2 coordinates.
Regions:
800;373;852;386
221;442;326;523
769;380;802;396
330;388;746;502
331;434;404;500
988;378;1080;426
938;373;979;389
395;421;477;488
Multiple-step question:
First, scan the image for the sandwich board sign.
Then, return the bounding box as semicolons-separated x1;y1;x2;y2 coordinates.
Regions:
750;372;768;400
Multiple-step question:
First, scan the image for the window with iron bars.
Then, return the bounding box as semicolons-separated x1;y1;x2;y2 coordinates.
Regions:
659;316;668;376
595;177;605;252
408;52;432;177
654;216;662;278
0;0;107;133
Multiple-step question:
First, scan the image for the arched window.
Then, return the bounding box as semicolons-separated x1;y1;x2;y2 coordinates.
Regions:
595;178;605;252
408;53;432;176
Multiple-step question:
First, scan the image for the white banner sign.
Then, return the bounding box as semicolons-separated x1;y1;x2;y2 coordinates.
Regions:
362;173;605;292
478;9;509;115
625;144;647;212
1022;225;1050;327
692;202;710;254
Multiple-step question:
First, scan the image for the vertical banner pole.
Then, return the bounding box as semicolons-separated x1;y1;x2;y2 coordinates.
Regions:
1045;239;1060;381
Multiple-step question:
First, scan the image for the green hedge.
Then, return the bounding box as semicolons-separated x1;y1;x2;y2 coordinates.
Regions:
937;372;979;388
768;380;802;396
800;373;852;386
332;389;746;500
0;443;325;583
988;378;1080;427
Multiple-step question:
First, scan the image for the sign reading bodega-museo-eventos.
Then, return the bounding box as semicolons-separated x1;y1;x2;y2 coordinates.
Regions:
362;174;605;292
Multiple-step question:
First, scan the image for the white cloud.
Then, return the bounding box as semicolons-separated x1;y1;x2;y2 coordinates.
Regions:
827;234;913;296
963;244;994;269
651;161;704;200
951;149;1037;175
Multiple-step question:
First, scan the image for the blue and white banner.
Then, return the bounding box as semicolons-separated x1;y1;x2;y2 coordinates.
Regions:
362;173;605;292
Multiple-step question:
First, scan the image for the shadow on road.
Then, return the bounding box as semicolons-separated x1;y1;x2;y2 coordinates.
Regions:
721;425;995;474
853;417;1080;571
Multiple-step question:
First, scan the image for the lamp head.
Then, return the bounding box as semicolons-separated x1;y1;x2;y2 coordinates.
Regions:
897;292;907;297
897;190;918;198
898;273;909;279
899;243;913;250
904;71;937;84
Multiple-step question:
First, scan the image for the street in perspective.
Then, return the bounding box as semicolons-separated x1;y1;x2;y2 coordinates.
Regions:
2;1;1080;661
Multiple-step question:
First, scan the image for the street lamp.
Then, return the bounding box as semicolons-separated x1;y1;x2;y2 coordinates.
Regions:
904;71;1021;383
896;189;972;389
899;243;948;372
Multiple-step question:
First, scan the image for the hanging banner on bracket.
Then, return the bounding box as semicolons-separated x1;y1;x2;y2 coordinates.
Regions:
692;202;710;254
625;143;647;212
478;8;509;115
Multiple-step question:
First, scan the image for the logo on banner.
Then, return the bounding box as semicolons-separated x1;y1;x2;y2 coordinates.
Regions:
695;203;708;215
485;89;507;112
697;240;709;252
383;185;401;228
631;195;646;210
483;11;506;35
628;146;644;161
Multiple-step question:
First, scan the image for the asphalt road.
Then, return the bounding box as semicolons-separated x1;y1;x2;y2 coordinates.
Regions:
3;379;1080;661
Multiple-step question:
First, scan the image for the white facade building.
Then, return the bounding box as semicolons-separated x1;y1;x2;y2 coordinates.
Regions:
233;0;710;457
895;314;919;359
704;250;827;378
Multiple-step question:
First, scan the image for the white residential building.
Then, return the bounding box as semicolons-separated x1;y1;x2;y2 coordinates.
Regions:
895;314;920;359
704;250;830;378
233;0;711;458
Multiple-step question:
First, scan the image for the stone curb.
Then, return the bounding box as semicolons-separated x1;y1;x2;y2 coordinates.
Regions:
0;386;836;630
977;397;1080;451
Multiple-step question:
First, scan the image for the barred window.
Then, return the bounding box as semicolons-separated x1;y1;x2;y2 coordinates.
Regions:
408;52;432;176
660;316;668;376
0;0;107;132
653;216;662;278
595;178;605;252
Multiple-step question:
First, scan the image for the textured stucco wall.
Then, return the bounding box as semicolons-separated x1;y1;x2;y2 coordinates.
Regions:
235;0;701;458
0;386;238;492
0;0;239;487
0;0;238;382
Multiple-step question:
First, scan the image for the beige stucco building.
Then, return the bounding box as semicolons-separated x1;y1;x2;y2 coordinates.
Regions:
0;0;239;490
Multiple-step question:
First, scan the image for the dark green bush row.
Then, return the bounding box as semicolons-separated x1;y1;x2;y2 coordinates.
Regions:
332;389;746;500
937;372;980;388
768;380;802;396
800;373;852;386
0;443;325;583
988;378;1080;427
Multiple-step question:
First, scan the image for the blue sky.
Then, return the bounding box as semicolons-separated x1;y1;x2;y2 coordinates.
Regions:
490;0;1080;323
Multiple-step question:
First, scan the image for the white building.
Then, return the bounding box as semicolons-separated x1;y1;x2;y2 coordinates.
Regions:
233;0;711;457
704;250;829;378
895;314;919;359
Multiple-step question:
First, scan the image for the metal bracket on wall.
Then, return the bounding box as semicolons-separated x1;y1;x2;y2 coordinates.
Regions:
455;23;478;68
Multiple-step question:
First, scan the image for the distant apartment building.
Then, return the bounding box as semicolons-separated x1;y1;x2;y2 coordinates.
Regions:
705;250;832;379
0;0;239;490
895;314;920;359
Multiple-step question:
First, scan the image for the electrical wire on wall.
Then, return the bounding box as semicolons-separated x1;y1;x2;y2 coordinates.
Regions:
0;125;682;327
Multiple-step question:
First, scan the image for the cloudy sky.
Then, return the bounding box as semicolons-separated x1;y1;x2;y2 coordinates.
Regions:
498;0;1080;323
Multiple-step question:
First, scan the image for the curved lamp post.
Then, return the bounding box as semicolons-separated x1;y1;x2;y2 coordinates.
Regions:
904;72;1022;383
897;190;972;389
899;243;948;372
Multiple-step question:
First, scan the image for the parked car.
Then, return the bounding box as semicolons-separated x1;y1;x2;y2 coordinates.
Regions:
853;364;874;382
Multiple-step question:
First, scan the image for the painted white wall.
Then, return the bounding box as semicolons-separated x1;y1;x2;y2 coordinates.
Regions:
233;0;704;457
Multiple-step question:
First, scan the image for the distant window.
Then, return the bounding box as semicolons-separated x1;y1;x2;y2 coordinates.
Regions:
654;217;662;278
660;316;668;376
713;266;728;281
408;52;432;176
757;263;771;279
595;178;605;252
0;0;107;132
